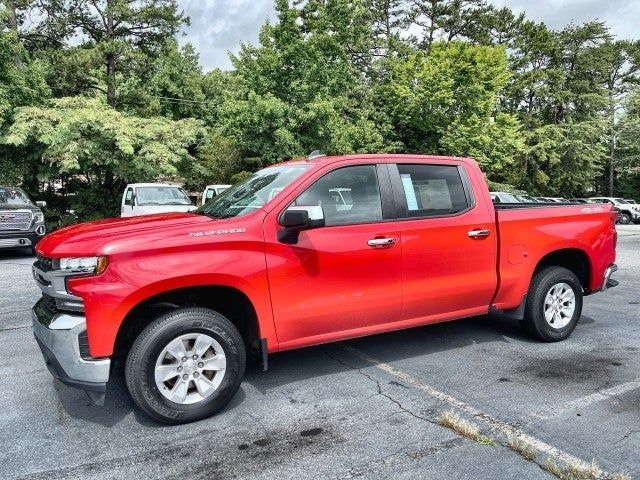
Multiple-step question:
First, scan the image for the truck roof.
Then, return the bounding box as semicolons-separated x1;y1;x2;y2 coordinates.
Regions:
279;153;474;166
126;183;183;188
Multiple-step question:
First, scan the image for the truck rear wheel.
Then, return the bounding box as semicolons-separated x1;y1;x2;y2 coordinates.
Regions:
125;308;246;424
521;266;583;342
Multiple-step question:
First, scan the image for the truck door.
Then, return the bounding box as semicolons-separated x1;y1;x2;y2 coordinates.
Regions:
389;162;497;322
264;163;402;349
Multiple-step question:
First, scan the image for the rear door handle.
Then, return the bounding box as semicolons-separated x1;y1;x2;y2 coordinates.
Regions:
368;237;396;248
468;229;491;239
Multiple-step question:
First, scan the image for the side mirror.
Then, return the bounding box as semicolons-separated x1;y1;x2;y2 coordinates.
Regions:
278;206;325;244
35;201;47;208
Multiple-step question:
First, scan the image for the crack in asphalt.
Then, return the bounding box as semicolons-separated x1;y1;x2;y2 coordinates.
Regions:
320;346;558;479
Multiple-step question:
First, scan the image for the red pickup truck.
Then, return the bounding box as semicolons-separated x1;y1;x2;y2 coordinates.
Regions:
32;154;618;423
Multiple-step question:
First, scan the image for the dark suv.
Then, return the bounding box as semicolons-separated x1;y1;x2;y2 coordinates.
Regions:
0;186;47;252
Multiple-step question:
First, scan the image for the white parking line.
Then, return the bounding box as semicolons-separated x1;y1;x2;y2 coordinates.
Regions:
530;380;640;421
343;345;608;475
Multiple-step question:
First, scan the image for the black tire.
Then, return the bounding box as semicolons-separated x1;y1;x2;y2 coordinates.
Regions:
125;308;246;424
521;266;583;342
618;212;631;225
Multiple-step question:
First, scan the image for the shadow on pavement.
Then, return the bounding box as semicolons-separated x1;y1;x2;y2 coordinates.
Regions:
48;310;602;426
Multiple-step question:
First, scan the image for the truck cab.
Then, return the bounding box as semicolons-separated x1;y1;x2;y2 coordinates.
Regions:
201;184;232;205
121;183;196;217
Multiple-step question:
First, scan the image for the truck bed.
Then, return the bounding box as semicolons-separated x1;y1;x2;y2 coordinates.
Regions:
491;202;617;311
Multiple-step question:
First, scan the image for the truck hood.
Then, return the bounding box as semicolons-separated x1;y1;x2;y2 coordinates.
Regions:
36;212;237;257
122;205;196;216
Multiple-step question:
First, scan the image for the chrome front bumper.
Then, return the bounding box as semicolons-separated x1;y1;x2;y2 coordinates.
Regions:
32;304;110;403
601;263;619;292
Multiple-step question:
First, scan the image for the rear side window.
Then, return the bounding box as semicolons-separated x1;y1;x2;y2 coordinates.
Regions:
397;164;470;217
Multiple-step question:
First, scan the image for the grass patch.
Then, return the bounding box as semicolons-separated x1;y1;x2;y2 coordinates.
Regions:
437;410;495;445
508;435;537;460
543;458;565;478
563;458;600;480
610;473;630;480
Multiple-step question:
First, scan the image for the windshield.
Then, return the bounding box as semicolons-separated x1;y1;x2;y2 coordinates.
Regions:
614;198;629;204
136;186;192;206
197;165;310;219
0;187;31;205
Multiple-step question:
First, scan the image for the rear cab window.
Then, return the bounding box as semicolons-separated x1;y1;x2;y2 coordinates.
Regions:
395;164;471;218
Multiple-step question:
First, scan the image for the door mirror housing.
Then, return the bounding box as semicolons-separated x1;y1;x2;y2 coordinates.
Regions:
278;206;325;244
35;201;47;208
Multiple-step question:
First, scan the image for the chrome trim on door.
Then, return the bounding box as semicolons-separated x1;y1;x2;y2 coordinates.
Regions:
468;229;490;239
367;237;396;247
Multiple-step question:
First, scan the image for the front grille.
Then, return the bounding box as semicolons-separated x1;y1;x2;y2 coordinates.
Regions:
0;211;32;231
41;293;59;316
35;254;53;272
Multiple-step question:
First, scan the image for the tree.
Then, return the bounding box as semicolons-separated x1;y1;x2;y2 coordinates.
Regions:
52;0;188;107
408;0;492;50
379;42;524;178
225;0;393;166
4;97;206;217
587;40;640;195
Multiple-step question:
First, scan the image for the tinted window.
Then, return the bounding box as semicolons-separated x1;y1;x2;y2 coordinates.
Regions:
397;164;469;217
294;165;383;226
124;188;134;206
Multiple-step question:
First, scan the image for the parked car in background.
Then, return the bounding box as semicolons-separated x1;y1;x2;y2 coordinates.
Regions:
588;197;640;225
121;183;196;217
31;154;618;423
515;194;539;203
201;184;232;205
567;198;589;204
490;192;520;203
0;186;47;252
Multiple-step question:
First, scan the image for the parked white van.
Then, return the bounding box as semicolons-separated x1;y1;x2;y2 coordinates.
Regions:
121;183;196;217
201;184;232;205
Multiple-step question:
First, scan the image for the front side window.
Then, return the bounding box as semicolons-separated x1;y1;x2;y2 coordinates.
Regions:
198;165;310;219
294;165;383;226
397;164;470;217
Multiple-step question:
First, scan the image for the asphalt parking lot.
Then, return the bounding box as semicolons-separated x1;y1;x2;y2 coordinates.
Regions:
0;226;638;480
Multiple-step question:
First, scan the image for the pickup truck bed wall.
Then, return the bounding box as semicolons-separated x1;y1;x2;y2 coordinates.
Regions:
493;204;616;310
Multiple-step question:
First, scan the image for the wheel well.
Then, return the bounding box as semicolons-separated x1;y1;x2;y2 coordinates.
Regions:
533;249;591;292
113;286;261;362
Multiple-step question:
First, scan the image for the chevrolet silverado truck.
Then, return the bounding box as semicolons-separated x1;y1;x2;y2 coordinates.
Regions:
0;186;47;251
31;154;618;424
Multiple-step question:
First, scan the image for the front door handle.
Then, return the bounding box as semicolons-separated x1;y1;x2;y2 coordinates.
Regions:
468;229;491;239
368;237;396;248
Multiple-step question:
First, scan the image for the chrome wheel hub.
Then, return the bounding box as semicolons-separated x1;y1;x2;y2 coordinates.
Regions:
543;282;576;329
154;333;227;405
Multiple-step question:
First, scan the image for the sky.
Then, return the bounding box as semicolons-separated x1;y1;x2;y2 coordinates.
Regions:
177;0;640;71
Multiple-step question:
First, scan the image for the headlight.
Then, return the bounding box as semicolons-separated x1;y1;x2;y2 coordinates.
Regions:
34;211;44;223
57;256;108;274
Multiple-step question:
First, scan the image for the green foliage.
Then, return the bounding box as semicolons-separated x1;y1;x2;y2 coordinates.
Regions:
1;0;640;218
4;97;206;207
379;42;525;177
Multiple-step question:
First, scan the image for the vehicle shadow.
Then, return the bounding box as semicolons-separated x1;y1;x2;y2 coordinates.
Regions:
53;313;598;426
0;248;34;262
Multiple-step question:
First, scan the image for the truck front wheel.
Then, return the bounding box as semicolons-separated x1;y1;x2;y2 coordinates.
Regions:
125;308;246;424
521;266;583;342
